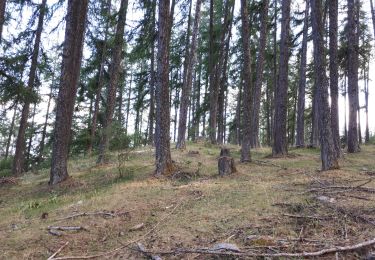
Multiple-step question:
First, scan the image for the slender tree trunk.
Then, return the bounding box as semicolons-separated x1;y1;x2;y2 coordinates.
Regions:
37;84;53;163
87;0;111;154
240;0;252;162
0;0;6;43
97;0;128;164
208;0;215;143
125;73;132;131
295;0;309;148
329;0;341;157
344;74;348;141
176;0;202;149
25;103;36;171
5;103;17;159
155;0;174;176
272;0;291;157
147;0;157;146
250;0;269;148
365;66;370;143
50;0;88;185
347;0;359;153
311;0;339;170
12;0;47;175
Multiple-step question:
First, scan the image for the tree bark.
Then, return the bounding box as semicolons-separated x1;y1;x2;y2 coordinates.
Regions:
240;0;252;162
329;0;341;157
272;0;291;157
49;0;88;185
147;0;157;146
311;0;339;170
155;0;174;176
250;0;269;148
295;0;309;148
347;0;359;153
12;0;47;175
364;66;370;143
0;0;6;43
97;0;128;164
25;103;36;171
370;0;375;40
176;0;202;149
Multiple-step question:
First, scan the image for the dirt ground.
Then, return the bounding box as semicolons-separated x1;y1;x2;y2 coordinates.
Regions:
1;143;375;259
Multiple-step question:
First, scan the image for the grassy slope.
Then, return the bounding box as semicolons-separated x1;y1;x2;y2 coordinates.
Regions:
0;143;375;259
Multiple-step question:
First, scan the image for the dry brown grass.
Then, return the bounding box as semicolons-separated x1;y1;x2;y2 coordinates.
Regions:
0;144;375;259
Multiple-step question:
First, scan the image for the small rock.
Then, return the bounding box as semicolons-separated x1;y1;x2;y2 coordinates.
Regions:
211;243;240;252
118;231;125;236
317;196;336;203
129;223;144;231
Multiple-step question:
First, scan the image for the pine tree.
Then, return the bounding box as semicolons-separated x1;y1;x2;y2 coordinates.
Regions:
97;0;128;164
272;0;291;157
49;0;89;185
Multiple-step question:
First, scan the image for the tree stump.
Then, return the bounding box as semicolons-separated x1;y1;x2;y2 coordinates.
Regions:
218;148;237;176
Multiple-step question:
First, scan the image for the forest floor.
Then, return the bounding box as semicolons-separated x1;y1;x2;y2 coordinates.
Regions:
1;142;375;259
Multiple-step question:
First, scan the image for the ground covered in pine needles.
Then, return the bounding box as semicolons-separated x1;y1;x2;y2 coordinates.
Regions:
1;143;375;259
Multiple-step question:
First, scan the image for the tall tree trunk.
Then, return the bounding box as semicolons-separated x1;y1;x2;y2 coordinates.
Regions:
370;0;375;40
147;0;157;146
329;0;341;157
88;1;111;154
364;66;370;143
37;84;53;163
347;0;359;153
125;73;132;131
25;103;36;171
208;0;215;143
12;0;47;175
240;0;252;162
155;0;174;176
295;0;309;148
97;0;128;164
176;0;202;149
49;0;88;185
272;0;291;157
5;103;17;159
0;0;6;43
250;0;269;148
311;0;339;170
217;3;234;145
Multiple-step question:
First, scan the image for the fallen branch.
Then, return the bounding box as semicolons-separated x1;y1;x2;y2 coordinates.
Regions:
56;211;116;221
48;226;88;232
282;213;334;220
131;238;375;258
48;241;69;260
253;159;287;170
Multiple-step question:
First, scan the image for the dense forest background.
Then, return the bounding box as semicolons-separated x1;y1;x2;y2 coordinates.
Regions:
0;0;374;182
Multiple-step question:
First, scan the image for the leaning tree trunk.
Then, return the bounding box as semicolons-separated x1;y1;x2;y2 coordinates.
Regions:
155;0;174;176
329;0;341;157
97;0;128;164
12;0;47;176
250;0;269;148
49;0;88;185
311;0;339;170
88;0;111;154
295;0;309;148
0;0;6;43
347;0;359;153
272;0;291;157
176;0;201;149
240;0;252;162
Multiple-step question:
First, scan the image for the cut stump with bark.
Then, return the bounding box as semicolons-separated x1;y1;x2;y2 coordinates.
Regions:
218;148;237;176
